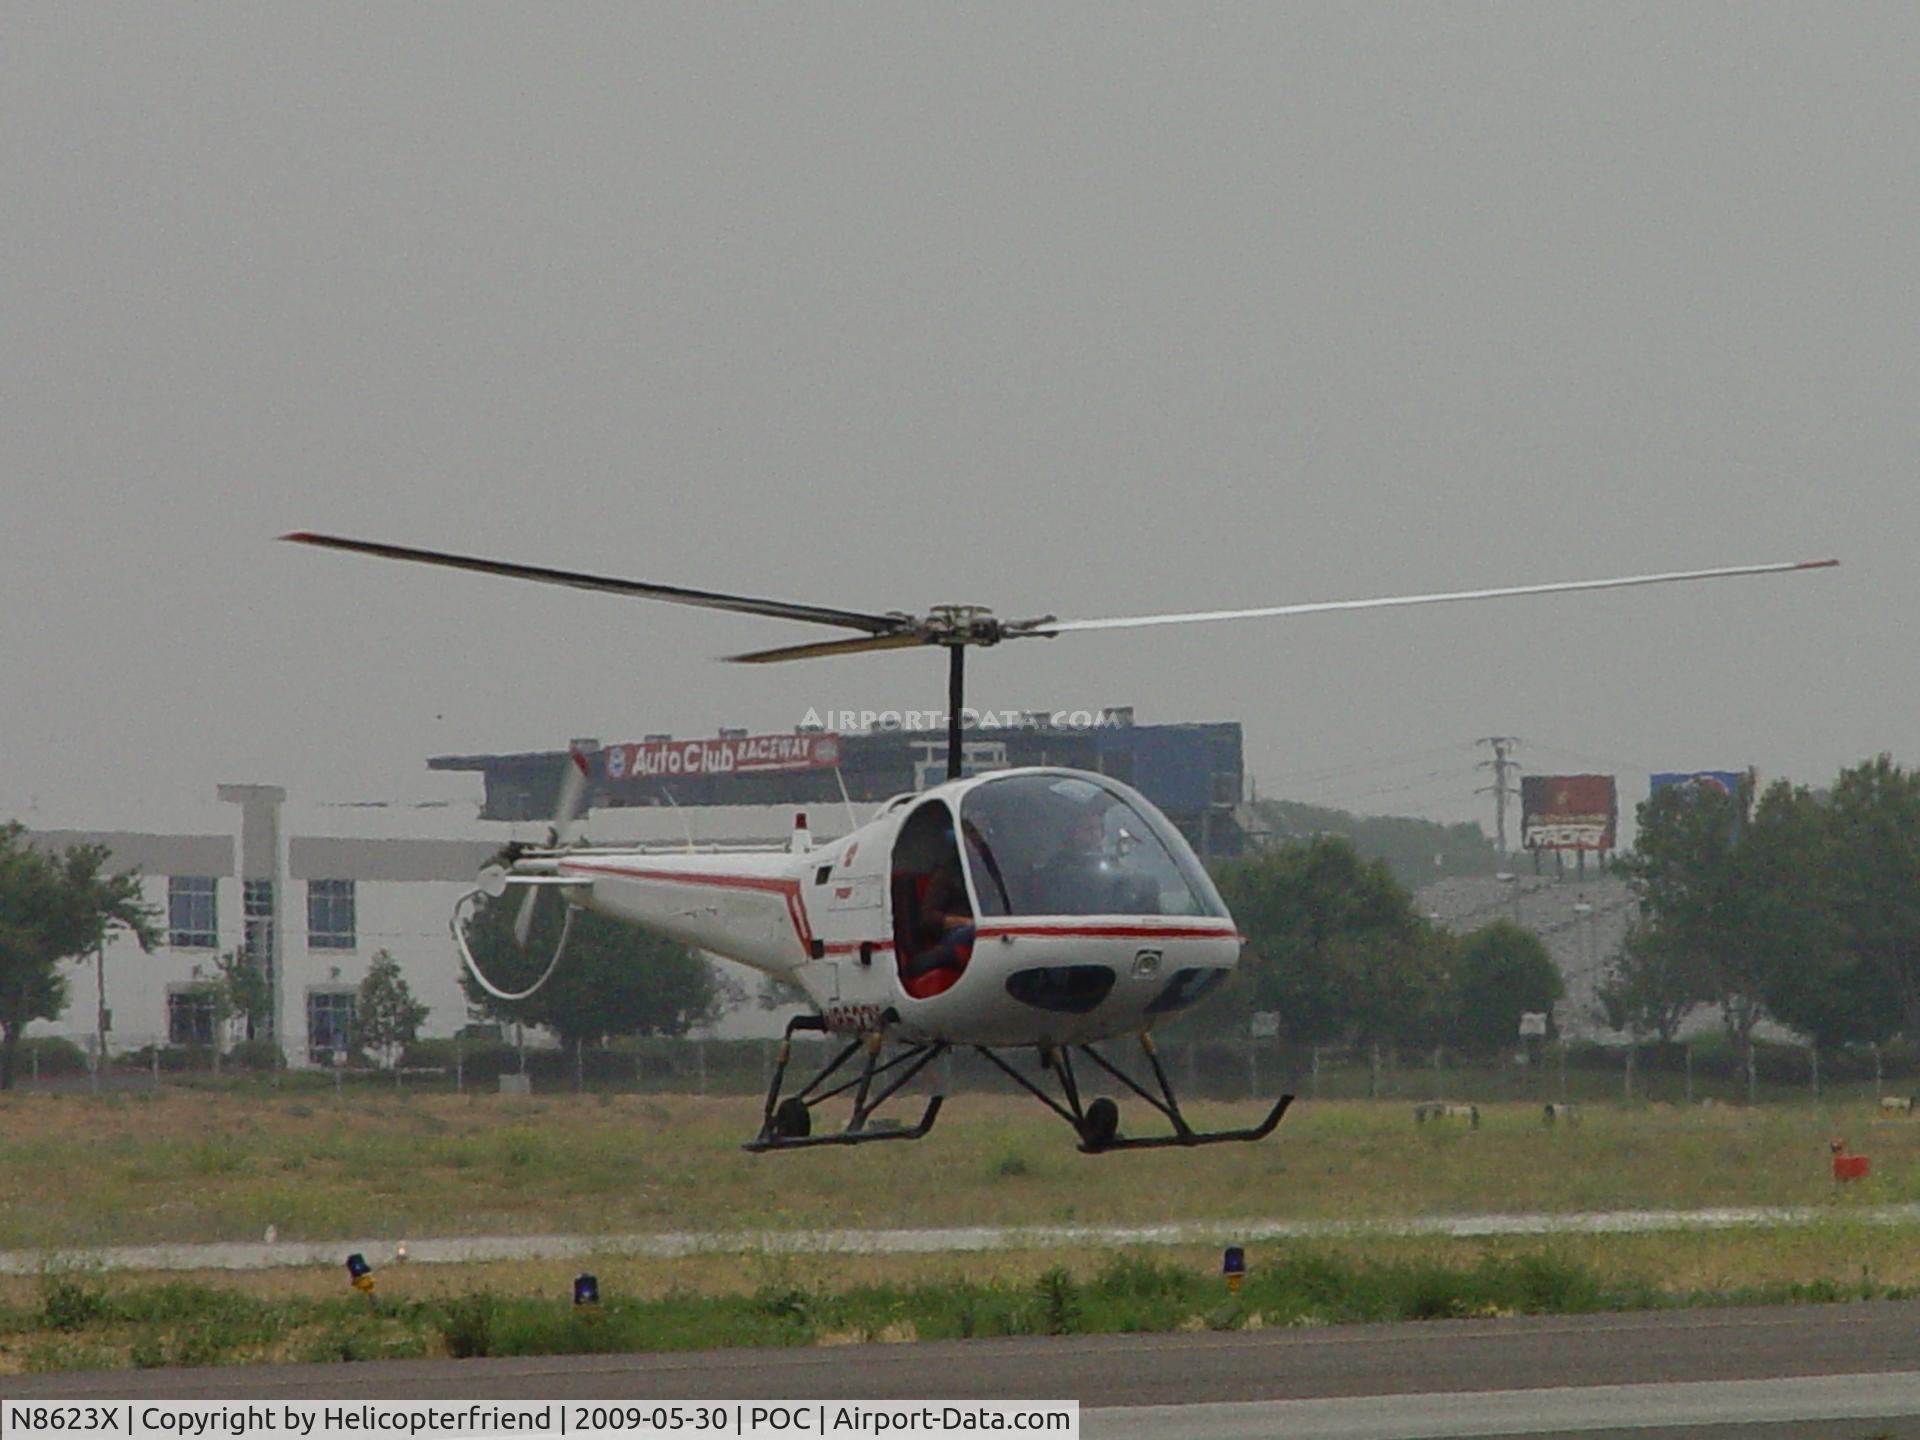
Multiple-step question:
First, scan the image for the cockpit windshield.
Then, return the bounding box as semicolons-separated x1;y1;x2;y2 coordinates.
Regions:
957;773;1229;918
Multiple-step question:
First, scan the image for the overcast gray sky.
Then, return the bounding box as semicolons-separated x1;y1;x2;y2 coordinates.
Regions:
3;4;1912;835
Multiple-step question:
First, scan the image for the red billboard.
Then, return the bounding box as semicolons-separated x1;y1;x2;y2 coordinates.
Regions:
1521;774;1617;851
600;733;842;781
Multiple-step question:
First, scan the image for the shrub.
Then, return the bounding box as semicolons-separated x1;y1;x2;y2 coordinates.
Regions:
439;1292;497;1359
40;1274;110;1332
227;1039;286;1073
21;1038;89;1076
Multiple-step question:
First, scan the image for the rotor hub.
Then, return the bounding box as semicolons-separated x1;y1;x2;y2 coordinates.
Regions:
924;604;1003;646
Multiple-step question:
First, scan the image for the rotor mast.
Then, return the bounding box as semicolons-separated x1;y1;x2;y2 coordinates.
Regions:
946;643;964;782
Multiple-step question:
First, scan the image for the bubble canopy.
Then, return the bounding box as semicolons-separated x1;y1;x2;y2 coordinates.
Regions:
956;772;1229;919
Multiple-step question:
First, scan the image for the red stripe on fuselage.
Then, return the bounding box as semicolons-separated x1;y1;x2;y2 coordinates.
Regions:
971;922;1239;942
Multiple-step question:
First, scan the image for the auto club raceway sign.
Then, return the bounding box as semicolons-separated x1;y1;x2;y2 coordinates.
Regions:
601;733;842;780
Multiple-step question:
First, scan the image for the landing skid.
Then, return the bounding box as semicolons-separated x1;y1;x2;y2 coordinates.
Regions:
745;1014;947;1152
977;1033;1293;1153
743;1016;1291;1154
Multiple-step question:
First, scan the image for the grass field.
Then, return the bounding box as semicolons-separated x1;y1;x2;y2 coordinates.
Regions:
6;1087;1920;1372
3;1088;1919;1248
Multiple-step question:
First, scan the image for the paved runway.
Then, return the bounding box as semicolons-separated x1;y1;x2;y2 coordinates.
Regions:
12;1301;1920;1436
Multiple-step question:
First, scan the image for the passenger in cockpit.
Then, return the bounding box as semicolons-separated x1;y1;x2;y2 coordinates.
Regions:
903;845;974;982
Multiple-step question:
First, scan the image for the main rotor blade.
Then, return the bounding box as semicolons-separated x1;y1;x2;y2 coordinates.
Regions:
724;632;933;664
282;532;903;634
1031;559;1839;636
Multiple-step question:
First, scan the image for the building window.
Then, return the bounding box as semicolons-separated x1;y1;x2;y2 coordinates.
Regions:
167;987;218;1047
307;990;356;1065
243;879;277;1038
168;877;218;949
308;880;356;950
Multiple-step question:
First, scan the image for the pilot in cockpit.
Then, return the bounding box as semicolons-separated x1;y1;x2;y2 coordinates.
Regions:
1035;806;1111;913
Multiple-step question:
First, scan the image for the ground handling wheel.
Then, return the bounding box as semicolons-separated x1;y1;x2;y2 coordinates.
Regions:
1078;1096;1120;1150
772;1097;812;1140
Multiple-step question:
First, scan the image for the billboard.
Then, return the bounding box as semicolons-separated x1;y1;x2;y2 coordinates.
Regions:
1521;774;1618;851
1650;770;1747;799
599;733;842;781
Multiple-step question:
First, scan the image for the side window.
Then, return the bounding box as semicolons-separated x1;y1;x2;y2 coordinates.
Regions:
307;990;357;1064
308;879;357;950
168;877;218;949
891;801;965;951
167;986;218;1046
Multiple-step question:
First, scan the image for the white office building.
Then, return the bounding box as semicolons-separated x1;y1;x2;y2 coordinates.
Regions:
24;784;833;1065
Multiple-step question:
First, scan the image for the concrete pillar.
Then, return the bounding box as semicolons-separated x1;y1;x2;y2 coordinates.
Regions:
217;785;286;1042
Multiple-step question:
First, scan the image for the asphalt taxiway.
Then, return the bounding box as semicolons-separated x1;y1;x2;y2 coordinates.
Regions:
11;1300;1920;1437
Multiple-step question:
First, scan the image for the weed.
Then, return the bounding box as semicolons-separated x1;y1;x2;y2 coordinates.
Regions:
439;1291;497;1359
754;1282;814;1324
496;1128;544;1171
993;1153;1031;1178
24;1337;119;1372
40;1274;110;1332
186;1137;247;1176
1034;1266;1079;1335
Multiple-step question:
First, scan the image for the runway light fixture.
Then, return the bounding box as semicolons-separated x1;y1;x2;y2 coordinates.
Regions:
1222;1246;1246;1295
574;1273;601;1309
346;1253;375;1294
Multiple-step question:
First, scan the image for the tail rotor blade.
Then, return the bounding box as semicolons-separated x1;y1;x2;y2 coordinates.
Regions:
551;747;590;847
512;886;540;950
514;748;592;949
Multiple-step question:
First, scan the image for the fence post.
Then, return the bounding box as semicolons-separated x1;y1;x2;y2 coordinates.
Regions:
1874;1042;1883;1095
1431;1045;1443;1100
1368;1044;1380;1100
574;1038;584;1093
1685;1044;1694;1105
1310;1045;1321;1100
1809;1044;1819;1100
455;1040;464;1095
1558;1040;1568;1103
1624;1044;1635;1103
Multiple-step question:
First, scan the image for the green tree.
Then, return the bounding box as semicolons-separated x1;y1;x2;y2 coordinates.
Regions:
1619;776;1839;1085
461;892;720;1049
1825;756;1920;1039
351;950;430;1068
1449;920;1564;1053
1596;921;1704;1046
0;824;159;1089
1250;800;1498;888
1744;780;1869;1050
1212;836;1451;1047
212;949;275;1045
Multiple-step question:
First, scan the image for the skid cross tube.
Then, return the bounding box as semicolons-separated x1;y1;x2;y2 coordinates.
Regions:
747;1015;948;1152
980;1036;1295;1153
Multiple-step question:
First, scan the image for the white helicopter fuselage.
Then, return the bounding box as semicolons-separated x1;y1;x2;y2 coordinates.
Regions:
536;767;1241;1048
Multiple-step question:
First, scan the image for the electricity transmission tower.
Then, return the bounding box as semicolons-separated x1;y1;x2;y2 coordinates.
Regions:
1477;736;1521;852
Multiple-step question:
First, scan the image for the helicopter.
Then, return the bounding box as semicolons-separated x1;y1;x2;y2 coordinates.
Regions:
284;532;1835;1152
